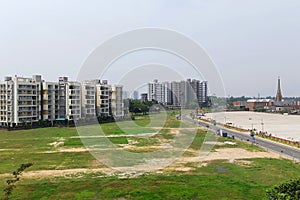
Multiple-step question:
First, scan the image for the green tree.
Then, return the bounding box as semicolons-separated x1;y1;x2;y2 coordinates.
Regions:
266;179;300;200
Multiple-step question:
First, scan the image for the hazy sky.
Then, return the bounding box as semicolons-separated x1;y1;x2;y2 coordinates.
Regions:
0;0;299;97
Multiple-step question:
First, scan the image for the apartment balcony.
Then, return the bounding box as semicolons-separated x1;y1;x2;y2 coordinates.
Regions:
18;92;36;96
18;98;33;101
43;110;49;115
70;90;81;93
100;105;109;108
18;86;35;90
18;102;36;106
18;107;33;112
69;94;81;99
18;114;33;118
69;100;81;105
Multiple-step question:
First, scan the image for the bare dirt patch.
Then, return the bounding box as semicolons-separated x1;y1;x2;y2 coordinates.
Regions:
58;147;88;153
178;148;279;164
0;168;112;179
204;148;280;161
165;148;280;172
234;160;253;166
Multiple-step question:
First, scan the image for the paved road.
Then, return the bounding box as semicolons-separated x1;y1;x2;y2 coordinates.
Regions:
181;115;300;161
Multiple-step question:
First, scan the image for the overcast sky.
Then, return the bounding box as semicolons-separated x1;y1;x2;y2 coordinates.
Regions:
0;0;299;97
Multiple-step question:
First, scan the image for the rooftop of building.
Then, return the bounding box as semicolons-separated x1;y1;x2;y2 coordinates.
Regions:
247;99;274;103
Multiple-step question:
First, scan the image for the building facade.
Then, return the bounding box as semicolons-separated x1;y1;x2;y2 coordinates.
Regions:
42;82;59;121
111;85;124;117
95;80;111;117
245;99;274;111
0;75;126;127
0;76;42;127
0;77;14;127
141;93;148;102
81;81;96;118
148;79;164;103
58;77;68;119
148;79;208;108
148;80;173;105
65;81;82;120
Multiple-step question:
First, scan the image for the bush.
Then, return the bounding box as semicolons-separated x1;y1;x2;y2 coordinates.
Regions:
266;179;300;200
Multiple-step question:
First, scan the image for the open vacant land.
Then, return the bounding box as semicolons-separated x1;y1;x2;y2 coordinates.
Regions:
205;111;300;141
0;112;300;199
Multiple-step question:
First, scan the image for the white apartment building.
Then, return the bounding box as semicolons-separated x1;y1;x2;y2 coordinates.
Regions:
148;80;172;105
66;81;81;120
81;81;96;118
171;81;181;106
58;77;68;119
42;82;59;121
0;76;41;127
0;77;14;127
111;85;124;117
58;77;82;120
0;75;126;127
149;79;208;108
198;81;208;105
95;80;111;117
148;79;164;103
162;82;172;105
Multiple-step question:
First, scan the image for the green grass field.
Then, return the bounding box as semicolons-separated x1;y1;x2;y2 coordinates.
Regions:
2;158;300;200
0;112;300;199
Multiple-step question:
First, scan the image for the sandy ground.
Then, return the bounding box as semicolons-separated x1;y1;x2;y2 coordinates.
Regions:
165;148;280;172
204;111;300;141
0;168;113;179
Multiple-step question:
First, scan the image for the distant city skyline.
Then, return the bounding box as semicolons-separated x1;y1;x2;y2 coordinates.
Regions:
0;74;297;98
0;1;299;97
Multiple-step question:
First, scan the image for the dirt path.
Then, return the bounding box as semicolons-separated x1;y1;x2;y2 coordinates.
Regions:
0;168;114;179
71;132;158;138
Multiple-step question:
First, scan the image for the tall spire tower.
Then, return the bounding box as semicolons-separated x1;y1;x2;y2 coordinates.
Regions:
275;76;283;102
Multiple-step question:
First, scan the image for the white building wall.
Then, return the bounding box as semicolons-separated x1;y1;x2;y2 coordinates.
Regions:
66;82;81;120
148;79;168;104
0;75;129;126
81;81;96;118
111;85;124;117
42;82;59;121
0;79;14;127
13;76;40;125
96;82;110;116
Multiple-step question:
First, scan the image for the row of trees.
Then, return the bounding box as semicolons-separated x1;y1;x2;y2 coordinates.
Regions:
126;99;160;115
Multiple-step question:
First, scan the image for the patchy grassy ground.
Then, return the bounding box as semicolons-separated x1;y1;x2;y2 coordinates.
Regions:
0;111;299;199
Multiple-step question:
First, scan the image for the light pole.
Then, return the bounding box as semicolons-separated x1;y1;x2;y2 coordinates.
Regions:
261;118;264;132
